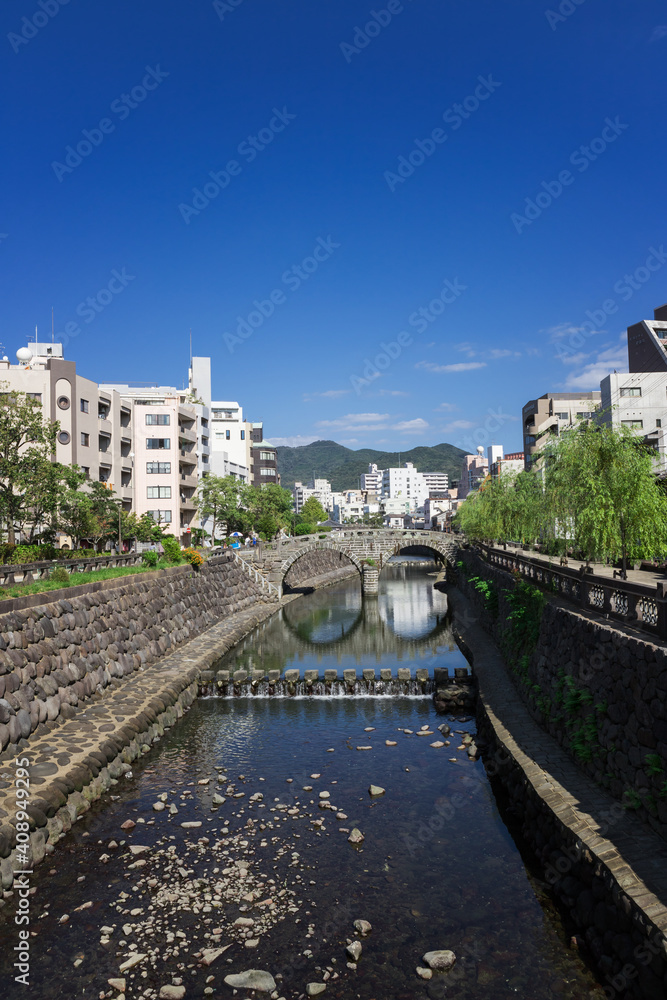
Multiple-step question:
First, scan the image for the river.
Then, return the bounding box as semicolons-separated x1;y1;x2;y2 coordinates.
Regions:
0;562;605;999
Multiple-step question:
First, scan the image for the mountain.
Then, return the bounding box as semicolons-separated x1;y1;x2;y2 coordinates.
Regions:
275;440;467;491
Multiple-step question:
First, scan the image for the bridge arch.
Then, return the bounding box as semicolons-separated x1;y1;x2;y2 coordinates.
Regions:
280;544;364;592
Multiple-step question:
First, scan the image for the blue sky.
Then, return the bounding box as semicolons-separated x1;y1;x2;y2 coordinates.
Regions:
3;0;667;456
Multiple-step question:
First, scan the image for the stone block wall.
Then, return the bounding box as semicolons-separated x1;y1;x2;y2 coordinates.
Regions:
283;549;359;590
0;555;271;753
456;548;667;841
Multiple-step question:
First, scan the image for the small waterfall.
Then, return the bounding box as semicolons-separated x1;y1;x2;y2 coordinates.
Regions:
198;673;439;699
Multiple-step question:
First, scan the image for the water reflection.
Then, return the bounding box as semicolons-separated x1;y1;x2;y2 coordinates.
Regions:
379;558;447;640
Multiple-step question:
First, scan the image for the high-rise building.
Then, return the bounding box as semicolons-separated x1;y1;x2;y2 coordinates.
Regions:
521;392;601;469
0;343;134;512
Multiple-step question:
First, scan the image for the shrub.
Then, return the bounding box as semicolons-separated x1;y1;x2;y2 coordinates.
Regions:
161;535;182;563
141;550;159;567
0;544;15;565
295;523;316;536
10;545;41;565
364;558;377;567
182;547;204;569
49;566;70;585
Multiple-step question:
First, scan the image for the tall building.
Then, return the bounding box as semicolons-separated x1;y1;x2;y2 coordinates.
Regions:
360;463;382;493
522;391;601;469
0;343;134;512
249;424;280;487
599;372;667;473
458;451;488;499
627;304;667;372
209;400;251;481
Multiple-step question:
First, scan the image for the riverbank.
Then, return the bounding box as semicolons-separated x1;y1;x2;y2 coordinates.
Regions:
449;585;667;999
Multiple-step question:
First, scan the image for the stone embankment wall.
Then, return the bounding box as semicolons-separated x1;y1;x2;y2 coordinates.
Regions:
283;549;359;591
456;547;667;842
0;555;271;754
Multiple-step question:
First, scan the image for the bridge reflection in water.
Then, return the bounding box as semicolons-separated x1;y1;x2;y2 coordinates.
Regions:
217;560;462;682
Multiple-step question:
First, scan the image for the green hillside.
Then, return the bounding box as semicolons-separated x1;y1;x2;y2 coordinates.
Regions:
276;440;467;492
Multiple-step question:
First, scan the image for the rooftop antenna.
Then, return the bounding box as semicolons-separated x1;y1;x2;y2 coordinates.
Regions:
52;307;54;344
189;329;192;368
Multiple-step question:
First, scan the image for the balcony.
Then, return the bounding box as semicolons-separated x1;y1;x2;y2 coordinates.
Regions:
179;453;196;469
98;417;112;436
178;425;197;444
180;495;197;511
180;472;198;489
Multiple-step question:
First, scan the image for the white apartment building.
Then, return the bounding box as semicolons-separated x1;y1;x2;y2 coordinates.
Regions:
381;462;429;513
422;471;449;492
209;400;250;481
360;463;382;493
599;371;667;473
293;478;333;515
0;343;134;512
522;391;601;470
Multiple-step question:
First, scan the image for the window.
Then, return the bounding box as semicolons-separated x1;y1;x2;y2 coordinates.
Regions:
146;438;170;449
146;413;170;425
226;429;230;440
260;468;276;477
620;387;641;397
260;451;274;461
81;432;89;446
147;486;171;499
622;419;643;429
524;435;536;445
146;462;171;474
27;392;42;402
80;399;89;413
240;430;245;440
81;467;90;479
147;509;172;523
576;412;595;419
201;418;208;427
555;411;569;420
58;431;71;445
57;395;70;410
658;419;662;428
202;436;209;445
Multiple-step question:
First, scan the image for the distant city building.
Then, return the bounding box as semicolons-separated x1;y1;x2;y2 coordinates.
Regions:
599;372;667;474
627;303;667;372
522;391;601;470
486;445;525;480
458;450;489;499
209;400;250;482
293;478;333;515
360;462;382;493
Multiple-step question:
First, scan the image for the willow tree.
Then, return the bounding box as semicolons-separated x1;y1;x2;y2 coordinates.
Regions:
454;468;544;546
543;422;667;576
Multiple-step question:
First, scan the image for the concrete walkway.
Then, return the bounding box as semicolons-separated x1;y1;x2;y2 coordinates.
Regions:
502;543;667;589
449;586;667;952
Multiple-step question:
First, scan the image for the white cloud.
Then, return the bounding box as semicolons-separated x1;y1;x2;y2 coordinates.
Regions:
562;342;628;390
651;25;667;41
488;348;519;359
392;418;429;433
442;419;475;431
434;402;457;411
416;361;487;373
303;389;351;401
455;341;477;357
545;322;604;341
270;435;321;448
316;412;391;432
377;389;409;397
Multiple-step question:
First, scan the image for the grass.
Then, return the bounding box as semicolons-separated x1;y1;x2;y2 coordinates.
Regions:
0;558;175;600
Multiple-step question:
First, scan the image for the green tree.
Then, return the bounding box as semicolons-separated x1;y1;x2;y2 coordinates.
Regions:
298;496;327;525
454;467;544;546
243;483;293;535
57;481;121;551
543;422;667;576
197;475;247;542
18;461;85;543
0;387;59;545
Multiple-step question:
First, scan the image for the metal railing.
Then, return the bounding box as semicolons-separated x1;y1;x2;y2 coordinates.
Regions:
476;543;667;640
228;549;281;598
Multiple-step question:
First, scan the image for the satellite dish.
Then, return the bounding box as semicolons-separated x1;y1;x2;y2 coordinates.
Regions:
476;445;484;455
2;357;7;362
16;347;33;363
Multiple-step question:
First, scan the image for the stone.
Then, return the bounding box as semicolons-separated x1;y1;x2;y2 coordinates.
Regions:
416;967;432;980
180;821;202;829
353;919;372;935
368;785;385;796
430;741;445;748
108;979;126;991
159;987;185;1000
385;740;397;746
129;845;150;855
346;941;362;961
423;950;456;971
119;952;147;972
348;828;364;844
318;790;330;799
200;945;231;965
153;801;166;811
306;985;327;996
120;819;135;831
223;970;276;992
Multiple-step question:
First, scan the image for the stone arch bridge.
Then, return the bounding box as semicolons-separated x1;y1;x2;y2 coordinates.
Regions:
233;529;457;596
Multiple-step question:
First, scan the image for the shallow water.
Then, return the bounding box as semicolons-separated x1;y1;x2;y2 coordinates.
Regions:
0;566;605;1000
